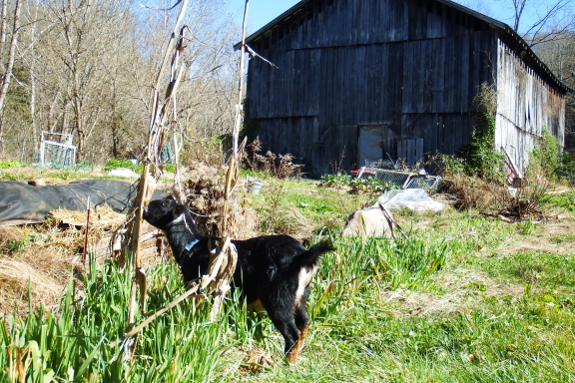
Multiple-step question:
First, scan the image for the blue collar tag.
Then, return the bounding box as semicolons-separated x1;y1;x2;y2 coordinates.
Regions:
184;238;200;252
179;238;200;268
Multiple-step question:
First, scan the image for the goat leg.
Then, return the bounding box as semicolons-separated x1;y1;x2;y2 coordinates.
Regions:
286;324;310;364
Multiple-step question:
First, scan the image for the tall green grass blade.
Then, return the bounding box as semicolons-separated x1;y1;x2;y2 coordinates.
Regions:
73;337;104;383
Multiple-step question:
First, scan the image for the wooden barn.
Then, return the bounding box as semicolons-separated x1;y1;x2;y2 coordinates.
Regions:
239;0;572;176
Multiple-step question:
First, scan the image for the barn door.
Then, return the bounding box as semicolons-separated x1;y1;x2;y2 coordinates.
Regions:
358;125;398;167
358;125;383;167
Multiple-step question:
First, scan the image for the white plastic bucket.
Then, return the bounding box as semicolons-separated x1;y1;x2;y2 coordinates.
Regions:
247;177;263;195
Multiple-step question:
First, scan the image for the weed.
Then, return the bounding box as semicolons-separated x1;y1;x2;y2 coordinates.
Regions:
0;159;23;169
319;172;393;196
319;172;351;188
518;216;535;235
529;129;561;181
429;152;466;177
6;239;26;254
459;83;505;181
244;137;302;179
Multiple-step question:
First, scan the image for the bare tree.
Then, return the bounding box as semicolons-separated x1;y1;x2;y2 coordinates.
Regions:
482;0;575;46
516;0;575;47
0;0;240;164
0;0;21;151
456;0;574;47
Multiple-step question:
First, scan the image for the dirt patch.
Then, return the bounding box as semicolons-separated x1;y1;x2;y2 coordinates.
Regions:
381;268;524;316
497;219;575;256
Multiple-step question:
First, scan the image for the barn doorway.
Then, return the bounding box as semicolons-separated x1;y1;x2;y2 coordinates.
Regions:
358;125;397;167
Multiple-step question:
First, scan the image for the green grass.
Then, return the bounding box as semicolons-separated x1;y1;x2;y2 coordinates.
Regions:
244;174;376;235
545;191;575;213
480;251;575;290
3;176;575;381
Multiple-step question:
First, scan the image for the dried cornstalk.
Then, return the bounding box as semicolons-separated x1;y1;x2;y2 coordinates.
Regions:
116;0;253;356
110;238;237;348
121;0;190;352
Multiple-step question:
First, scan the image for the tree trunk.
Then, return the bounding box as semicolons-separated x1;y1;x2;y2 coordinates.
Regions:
0;0;21;150
74;88;85;161
0;0;7;59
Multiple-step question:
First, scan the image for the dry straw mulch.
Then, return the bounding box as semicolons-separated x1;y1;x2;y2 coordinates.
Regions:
440;175;511;212
0;205;131;316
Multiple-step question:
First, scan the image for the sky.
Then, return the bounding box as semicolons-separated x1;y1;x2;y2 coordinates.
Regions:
228;0;302;33
227;0;571;36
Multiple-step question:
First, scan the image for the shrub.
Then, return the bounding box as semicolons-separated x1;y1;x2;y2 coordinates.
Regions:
528;129;561;181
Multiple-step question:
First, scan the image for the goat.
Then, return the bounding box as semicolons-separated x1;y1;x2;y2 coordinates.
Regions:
143;197;335;363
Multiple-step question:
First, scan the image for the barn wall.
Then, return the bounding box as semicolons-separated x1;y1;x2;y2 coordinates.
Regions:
495;39;566;173
244;0;537;176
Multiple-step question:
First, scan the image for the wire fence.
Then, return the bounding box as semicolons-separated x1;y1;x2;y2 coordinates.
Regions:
359;168;442;192
39;132;76;167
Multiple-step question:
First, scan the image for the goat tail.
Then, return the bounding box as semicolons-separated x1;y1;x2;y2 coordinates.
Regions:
297;240;336;269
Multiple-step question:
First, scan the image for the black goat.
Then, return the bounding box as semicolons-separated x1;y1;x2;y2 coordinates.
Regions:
143;197;334;363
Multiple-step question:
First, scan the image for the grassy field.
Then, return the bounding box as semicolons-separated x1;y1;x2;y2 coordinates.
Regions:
2;169;575;382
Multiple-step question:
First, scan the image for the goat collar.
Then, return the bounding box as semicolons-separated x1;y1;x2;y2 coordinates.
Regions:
184;238;200;252
179;238;200;267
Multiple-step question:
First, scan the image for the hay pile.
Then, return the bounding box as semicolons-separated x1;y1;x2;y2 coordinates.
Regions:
0;205;148;316
0;224;82;315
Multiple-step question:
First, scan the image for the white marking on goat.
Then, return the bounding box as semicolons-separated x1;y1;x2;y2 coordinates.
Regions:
172;210;196;236
295;265;318;308
172;212;186;225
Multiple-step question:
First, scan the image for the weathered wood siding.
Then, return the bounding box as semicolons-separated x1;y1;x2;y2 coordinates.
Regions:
244;0;565;175
495;39;566;173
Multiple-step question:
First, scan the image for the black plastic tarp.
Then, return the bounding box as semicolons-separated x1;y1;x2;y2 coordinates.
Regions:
0;179;167;226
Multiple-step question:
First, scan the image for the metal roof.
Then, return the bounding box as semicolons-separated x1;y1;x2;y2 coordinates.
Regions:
235;0;573;94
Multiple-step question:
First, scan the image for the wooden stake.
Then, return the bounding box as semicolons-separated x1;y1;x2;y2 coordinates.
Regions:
82;196;90;263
